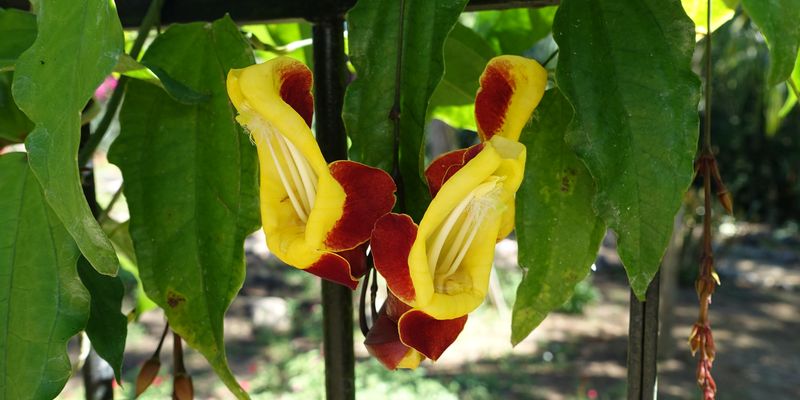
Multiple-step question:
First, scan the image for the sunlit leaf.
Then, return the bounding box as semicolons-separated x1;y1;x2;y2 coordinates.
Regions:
468;8;538;55
12;0;123;276
681;0;738;37
512;90;605;345
0;152;90;399
344;0;469;220
553;0;701;299
740;0;800;86
109;16;259;399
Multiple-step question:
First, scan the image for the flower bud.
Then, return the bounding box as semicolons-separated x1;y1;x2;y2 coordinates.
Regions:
135;357;161;397
173;373;194;400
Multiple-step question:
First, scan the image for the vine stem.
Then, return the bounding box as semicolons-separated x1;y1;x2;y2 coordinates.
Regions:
78;0;165;167
690;2;721;399
701;0;713;155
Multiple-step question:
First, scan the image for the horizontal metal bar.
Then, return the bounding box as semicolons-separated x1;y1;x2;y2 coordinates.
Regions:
0;0;559;27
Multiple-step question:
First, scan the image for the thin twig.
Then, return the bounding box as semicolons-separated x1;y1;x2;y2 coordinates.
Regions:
358;261;372;336
542;48;559;68
78;0;165;166
96;184;124;224
370;265;379;322
154;322;170;358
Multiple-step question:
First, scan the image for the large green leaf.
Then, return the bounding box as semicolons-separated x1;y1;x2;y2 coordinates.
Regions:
0;152;90;399
430;22;496;108
681;0;739;36
553;0;701;299
12;0;123;276
109;16;259;399
741;0;800;86
512;89;606;345
344;0;469;220
0;7;36;71
77;258;127;381
0;71;33;143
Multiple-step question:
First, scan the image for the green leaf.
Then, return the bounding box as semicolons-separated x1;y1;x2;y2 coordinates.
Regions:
512;89;606;345
12;0;123;276
681;0;738;36
0;152;90;399
430;22;496;107
553;0;701;299
741;0;800;86
101;218;158;316
108;16;259;399
344;0;469;220
0;7;36;71
528;6;558;44
468;8;539;55
77;257;127;382
0;71;33;143
114;54;210;105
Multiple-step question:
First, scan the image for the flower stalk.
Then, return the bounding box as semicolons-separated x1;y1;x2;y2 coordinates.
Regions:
689;2;730;397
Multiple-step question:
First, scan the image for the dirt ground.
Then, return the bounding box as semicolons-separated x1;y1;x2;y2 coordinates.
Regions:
60;223;800;399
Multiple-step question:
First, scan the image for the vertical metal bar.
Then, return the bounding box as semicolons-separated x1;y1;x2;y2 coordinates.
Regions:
627;271;661;400
311;16;355;400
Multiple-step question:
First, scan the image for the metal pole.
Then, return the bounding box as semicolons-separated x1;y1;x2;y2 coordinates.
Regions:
627;271;661;400
311;16;355;400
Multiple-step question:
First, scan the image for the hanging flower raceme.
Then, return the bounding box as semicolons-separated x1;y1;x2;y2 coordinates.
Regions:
227;57;396;289
365;55;546;369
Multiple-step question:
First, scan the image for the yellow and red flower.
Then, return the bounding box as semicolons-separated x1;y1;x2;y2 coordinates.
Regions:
227;57;396;289
365;55;546;369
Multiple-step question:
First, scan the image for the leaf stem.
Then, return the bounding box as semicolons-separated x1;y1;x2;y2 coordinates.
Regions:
788;78;800;99
702;0;713;154
78;0;165;167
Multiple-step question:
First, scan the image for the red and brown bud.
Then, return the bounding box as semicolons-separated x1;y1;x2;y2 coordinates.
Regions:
135;357;161;397
172;373;193;400
716;189;733;214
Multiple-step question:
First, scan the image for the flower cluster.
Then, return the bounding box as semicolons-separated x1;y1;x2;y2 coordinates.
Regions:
227;55;546;369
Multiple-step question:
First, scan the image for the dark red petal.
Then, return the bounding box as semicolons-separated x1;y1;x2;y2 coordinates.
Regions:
304;252;359;290
364;305;413;370
425;143;485;198
384;292;412;322
370;213;417;303
278;62;314;127
424;148;467;198
325;160;397;251
398;311;467;361
475;59;514;141
338;243;368;279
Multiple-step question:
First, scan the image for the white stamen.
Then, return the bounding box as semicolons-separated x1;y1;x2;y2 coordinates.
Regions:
438;211;481;282
282;135;317;211
248;116;319;224
263;130;309;222
426;179;503;292
427;193;475;277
